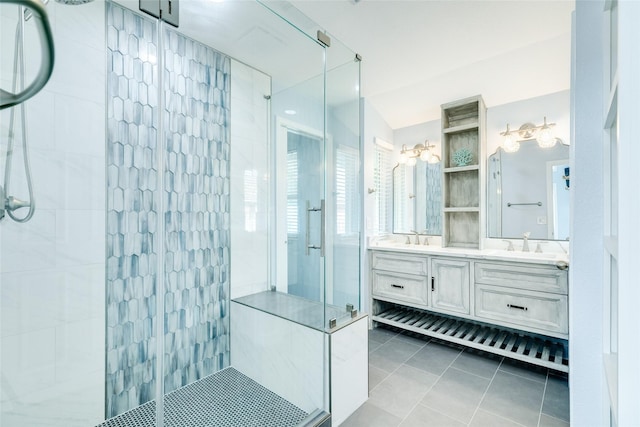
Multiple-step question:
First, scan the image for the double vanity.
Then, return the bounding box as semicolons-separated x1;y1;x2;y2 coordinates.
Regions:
369;241;569;372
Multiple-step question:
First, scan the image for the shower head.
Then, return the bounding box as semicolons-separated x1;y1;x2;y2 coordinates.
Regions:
54;0;94;4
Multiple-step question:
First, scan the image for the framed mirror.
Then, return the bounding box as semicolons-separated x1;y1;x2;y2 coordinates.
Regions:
487;139;570;240
392;162;442;235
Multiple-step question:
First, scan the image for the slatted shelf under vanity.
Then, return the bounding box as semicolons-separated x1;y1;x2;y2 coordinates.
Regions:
372;305;569;373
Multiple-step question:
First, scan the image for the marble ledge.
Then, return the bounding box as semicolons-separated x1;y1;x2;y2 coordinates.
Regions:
368;242;569;267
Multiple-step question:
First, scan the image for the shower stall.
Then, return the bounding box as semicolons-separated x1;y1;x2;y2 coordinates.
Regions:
0;0;363;425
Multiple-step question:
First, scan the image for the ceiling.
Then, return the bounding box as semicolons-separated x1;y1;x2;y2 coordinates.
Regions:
289;0;575;129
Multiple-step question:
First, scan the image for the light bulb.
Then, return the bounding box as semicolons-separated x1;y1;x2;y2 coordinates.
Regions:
398;152;407;164
537;117;557;148
420;149;432;162
537;128;556;148
503;133;520;153
407;157;417;166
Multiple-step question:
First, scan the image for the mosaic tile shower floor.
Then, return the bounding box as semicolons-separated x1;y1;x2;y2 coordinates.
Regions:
95;367;308;427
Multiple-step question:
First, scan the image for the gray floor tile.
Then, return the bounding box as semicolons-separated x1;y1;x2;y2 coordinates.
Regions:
369;337;383;353
470;409;526;426
390;335;429;348
499;358;548;383
452;348;503;379
394;331;431;346
340;402;402;427
405;340;463;376
369;326;399;345
369;339;423;373
542;375;569;422
368;365;439;418
421;367;490;424
369;365;389;392
480;370;545;427
399;404;466;427
539;414;570;427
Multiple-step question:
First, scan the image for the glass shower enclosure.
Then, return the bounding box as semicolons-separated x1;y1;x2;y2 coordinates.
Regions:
0;0;361;425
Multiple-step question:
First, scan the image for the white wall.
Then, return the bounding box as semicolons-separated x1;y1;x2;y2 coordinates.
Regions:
229;60;271;299
570;3;605;424
0;2;106;426
361;99;393;315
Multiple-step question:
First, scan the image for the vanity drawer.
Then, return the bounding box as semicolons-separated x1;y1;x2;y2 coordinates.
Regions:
371;251;428;275
475;284;568;335
372;271;428;306
474;262;568;294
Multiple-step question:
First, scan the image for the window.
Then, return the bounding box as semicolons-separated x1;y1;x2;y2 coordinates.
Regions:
373;138;393;233
287;151;298;235
336;145;359;235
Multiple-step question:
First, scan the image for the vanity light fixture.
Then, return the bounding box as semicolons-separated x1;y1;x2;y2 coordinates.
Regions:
500;117;559;152
501;124;520;153
398;140;440;165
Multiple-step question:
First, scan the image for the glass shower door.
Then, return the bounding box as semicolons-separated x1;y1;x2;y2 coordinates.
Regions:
285;128;325;302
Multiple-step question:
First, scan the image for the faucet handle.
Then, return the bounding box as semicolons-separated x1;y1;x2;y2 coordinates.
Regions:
502;240;515;251
405;235;411;245
535;242;545;253
523;232;531;239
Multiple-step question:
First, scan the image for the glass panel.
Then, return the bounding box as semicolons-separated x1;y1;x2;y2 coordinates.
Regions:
0;1;107;426
1;0;361;424
326;37;361;327
164;0;331;422
105;2;159;420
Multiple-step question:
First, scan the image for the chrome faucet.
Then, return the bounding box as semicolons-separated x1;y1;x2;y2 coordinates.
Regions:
409;230;420;245
522;232;531;252
502;240;514;251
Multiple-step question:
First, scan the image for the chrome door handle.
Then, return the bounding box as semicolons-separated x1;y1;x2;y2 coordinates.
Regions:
305;199;325;257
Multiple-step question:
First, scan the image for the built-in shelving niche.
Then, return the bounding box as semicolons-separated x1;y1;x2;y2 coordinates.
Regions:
441;95;486;249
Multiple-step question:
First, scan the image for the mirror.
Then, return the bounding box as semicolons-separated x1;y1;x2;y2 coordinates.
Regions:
392;162;442;235
487;140;570;240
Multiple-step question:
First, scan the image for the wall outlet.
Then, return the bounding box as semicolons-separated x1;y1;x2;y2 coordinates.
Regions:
537;216;547;225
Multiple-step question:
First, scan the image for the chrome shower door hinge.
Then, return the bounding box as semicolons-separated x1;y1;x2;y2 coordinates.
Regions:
140;0;179;27
317;30;331;47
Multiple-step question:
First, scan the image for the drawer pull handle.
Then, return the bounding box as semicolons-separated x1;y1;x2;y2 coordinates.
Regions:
390;284;404;289
431;277;435;291
507;304;528;311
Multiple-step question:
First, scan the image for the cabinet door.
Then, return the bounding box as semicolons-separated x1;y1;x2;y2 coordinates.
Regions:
431;258;470;314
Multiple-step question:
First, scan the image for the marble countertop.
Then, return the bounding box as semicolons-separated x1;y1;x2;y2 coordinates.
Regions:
368;242;569;267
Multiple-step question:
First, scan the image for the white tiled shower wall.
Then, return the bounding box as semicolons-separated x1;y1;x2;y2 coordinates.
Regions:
0;1;106;426
0;2;277;426
229;60;270;300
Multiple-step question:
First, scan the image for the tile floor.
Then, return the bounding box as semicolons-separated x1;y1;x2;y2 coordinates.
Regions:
341;326;569;427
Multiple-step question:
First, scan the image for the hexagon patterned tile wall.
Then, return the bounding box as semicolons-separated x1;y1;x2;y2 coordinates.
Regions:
106;3;230;418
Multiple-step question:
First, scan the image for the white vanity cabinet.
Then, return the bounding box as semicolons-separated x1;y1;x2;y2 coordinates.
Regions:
431;258;470;315
370;248;570;372
370;251;472;318
474;262;568;338
370;251;429;307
